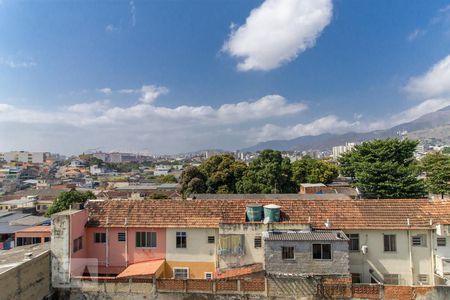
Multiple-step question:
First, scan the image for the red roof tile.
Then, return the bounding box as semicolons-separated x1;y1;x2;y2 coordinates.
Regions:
215;263;264;279
85;198;450;229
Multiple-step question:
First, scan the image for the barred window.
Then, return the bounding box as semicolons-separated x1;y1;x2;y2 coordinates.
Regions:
136;232;157;248
254;236;262;248
282;246;294;260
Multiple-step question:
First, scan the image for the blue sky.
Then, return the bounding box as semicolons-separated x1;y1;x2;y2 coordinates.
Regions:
0;0;450;154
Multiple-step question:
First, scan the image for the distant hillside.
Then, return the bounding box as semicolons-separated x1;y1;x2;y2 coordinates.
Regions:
243;105;450;152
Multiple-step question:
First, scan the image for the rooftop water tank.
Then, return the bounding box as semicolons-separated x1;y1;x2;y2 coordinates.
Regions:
263;204;281;223
246;204;263;222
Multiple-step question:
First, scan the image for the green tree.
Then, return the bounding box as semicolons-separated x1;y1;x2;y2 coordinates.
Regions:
421;152;450;198
45;190;96;216
199;154;247;193
236;150;296;193
155;174;178;184
339;138;426;198
292;156;339;186
179;166;207;196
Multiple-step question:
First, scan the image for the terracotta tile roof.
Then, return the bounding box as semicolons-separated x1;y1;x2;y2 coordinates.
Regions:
85;198;450;229
15;225;51;233
116;259;165;278
215;263;264;279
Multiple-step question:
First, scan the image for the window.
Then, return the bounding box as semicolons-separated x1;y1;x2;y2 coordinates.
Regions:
204;272;213;280
173;268;189;279
412;235;426;247
73;236;83;253
94;232;106;243
384;235;396;252
136;232;157;248
118;232;126;242
254;236;262;248
351;273;361;284
348;234;360;251
176;232;187;248
313;243;332;260
418;274;429;285
384;274;399;285
437;237;447;247
207;236;215;244
282;246;294;260
44;237;50;242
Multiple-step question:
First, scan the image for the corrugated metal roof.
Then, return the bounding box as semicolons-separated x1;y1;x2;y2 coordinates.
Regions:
264;230;349;241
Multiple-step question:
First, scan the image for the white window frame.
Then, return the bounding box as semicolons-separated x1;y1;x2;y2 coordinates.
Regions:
173;267;189;279
437;237;446;247
417;274;429;285
412;234;426;247
204;272;213;280
136;231;157;248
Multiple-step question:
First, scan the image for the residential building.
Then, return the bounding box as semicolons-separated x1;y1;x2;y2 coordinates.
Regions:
332;142;356;160
0;151;46;164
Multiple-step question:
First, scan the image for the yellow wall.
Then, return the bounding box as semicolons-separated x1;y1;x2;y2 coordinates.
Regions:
164;261;215;279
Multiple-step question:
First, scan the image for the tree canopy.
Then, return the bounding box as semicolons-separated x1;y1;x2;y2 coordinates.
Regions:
292;156;339;185
339;138;426;198
45;190;96;216
179;165;208;196
421;152;450;198
236;150;296;193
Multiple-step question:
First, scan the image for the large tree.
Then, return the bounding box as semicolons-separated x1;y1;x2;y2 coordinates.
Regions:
236;150;296;193
292;156;339;185
199;154;247;193
421;152;450;198
179;165;207;196
45;190;96;216
339;138;426;198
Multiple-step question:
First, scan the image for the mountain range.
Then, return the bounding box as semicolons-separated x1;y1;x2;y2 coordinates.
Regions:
242;105;450;152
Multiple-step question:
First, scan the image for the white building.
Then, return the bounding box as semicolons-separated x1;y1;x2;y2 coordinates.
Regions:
0;151;46;164
332;142;355;160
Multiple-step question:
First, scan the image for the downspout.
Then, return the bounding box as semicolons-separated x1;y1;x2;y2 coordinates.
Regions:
106;216;109;268
407;220;414;285
68;205;72;282
430;220;435;286
125;217;128;267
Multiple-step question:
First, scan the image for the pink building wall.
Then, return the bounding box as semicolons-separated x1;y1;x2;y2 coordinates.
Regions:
70;210;88;276
85;227;166;272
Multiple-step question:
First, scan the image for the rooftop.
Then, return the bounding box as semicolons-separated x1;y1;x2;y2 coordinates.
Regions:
85;198;450;229
0;243;50;274
14;225;51;234
264;230;349;241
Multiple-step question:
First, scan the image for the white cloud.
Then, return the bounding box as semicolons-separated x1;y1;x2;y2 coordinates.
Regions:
0;57;36;69
139;85;169;104
249;115;357;143
129;0;136;27
97;87;112;94
65;100;110;114
223;0;332;71
405;54;450;98
105;24;119;33
407;28;426;41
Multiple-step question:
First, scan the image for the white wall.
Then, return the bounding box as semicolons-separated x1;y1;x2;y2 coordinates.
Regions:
346;229;433;286
165;228;217;262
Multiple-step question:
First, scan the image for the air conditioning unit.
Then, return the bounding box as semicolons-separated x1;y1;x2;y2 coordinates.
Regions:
361;245;368;254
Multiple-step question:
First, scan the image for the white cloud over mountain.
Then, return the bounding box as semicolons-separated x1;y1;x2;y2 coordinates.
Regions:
223;0;332;71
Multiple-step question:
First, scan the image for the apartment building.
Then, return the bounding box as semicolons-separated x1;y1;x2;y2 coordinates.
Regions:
51;198;450;289
0;151;46;164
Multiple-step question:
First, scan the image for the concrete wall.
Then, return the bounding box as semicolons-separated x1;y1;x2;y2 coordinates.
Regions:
218;223;308;269
346;229;433;286
0;250;51;300
265;240;349;275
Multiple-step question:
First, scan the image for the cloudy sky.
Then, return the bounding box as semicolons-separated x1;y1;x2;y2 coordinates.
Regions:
1;0;450;155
